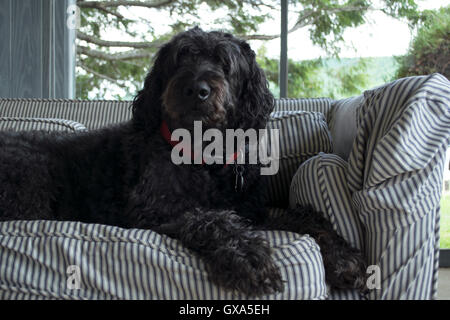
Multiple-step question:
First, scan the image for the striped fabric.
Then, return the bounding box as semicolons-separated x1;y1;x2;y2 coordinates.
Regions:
0;117;87;132
0;99;131;130
288;153;366;300
0;217;327;300
347;73;450;299
328;95;364;160
326;288;364;300
289;153;364;251
266;111;333;207
275;98;333;122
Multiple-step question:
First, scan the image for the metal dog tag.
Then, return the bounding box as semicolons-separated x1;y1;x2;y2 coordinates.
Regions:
234;164;245;192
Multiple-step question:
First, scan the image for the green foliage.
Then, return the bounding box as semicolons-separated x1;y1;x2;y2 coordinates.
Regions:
396;6;450;79
329;58;370;98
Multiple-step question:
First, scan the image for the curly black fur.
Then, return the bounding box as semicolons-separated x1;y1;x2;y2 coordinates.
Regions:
0;27;366;296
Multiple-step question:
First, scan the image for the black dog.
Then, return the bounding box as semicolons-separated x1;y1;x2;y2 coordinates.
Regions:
0;27;366;296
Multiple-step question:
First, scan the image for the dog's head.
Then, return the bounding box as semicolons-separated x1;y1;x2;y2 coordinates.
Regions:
132;27;274;134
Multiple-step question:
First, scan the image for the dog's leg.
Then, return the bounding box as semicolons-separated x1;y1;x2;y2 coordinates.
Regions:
155;208;284;296
261;205;367;291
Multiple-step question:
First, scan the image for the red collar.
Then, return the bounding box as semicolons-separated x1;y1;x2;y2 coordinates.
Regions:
160;120;179;148
160;121;238;167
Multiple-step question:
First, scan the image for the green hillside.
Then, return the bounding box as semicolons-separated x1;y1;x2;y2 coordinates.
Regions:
262;56;400;99
322;57;398;85
317;56;400;99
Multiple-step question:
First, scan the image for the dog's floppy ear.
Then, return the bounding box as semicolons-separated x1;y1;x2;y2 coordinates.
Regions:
132;42;172;134
236;40;274;130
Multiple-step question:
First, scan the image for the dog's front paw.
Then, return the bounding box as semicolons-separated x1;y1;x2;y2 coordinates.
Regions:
325;247;368;291
206;233;284;296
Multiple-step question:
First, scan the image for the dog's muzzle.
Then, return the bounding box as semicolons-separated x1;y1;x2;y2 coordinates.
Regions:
162;68;230;128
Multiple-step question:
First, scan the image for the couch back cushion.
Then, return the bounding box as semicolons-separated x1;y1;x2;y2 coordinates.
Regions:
0;99;132;130
0;117;87;132
1;97;333;128
275;98;332;121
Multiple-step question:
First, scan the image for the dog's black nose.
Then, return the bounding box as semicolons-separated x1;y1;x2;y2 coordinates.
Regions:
183;81;211;101
197;81;211;101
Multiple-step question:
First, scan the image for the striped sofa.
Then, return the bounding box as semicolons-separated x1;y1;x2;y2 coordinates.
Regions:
0;73;449;300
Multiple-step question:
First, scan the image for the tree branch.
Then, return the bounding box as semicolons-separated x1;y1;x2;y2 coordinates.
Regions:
94;6;125;19
77;61;128;88
240;21;311;41
239;34;278;41
77;0;177;9
77;31;164;48
77;45;154;60
242;5;372;41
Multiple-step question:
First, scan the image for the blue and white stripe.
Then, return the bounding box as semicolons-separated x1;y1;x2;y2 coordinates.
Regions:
0;117;87;132
0;99;132;130
275;98;333;122
347;73;450;299
289;153;364;251
0;219;327;300
266;111;333;206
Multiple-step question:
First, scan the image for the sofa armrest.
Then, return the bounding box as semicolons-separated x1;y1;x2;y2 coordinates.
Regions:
347;74;450;299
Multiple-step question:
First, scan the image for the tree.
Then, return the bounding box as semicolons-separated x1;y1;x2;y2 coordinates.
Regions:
396;6;449;80
75;0;421;99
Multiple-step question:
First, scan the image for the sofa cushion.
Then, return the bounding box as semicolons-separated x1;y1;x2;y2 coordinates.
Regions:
265;111;333;206
0;217;327;300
